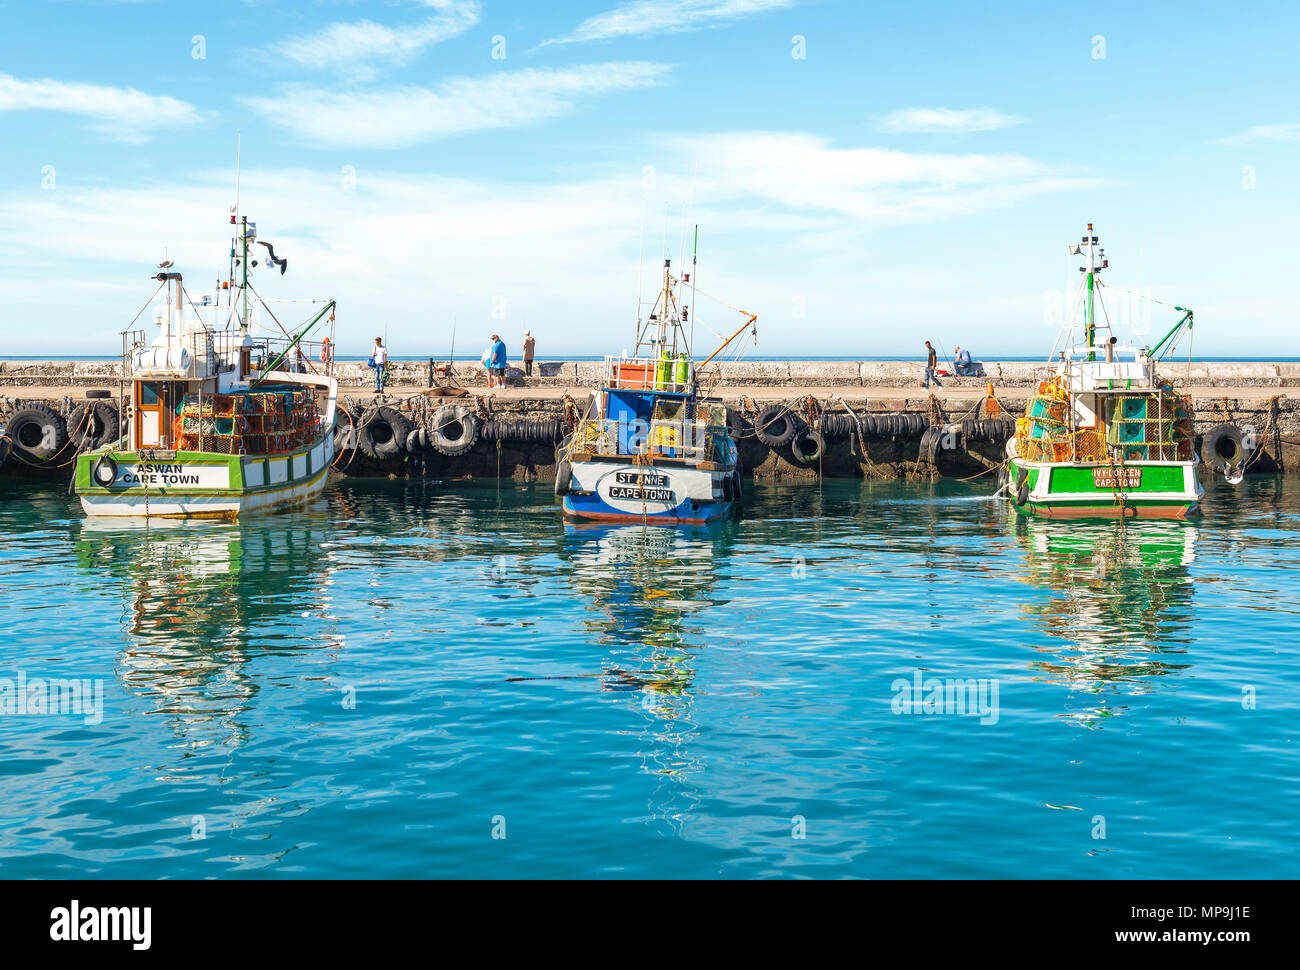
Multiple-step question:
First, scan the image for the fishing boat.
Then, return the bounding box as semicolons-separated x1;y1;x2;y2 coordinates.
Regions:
555;239;756;525
74;211;338;517
1003;224;1202;519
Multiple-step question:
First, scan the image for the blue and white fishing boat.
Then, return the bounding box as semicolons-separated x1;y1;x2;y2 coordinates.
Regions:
555;242;757;525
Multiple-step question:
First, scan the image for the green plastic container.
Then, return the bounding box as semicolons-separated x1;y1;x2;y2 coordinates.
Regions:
675;353;689;385
656;348;672;388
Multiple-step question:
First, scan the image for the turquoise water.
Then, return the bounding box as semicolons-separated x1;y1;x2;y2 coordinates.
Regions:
0;476;1295;878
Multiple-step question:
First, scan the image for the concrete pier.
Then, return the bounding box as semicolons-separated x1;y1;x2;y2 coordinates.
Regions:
3;359;1294;481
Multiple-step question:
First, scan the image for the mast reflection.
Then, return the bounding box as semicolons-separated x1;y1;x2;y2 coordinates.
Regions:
1014;517;1197;725
561;520;735;832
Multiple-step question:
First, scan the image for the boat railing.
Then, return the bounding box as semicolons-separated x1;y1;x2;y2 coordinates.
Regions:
569;415;725;461
121;329;147;377
251;334;333;377
603;355;693;394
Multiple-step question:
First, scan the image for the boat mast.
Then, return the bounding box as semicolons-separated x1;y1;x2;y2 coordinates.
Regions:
1084;222;1096;361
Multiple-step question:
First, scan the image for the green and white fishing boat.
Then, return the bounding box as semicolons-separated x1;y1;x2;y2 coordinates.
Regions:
74;209;338;518
1004;224;1203;519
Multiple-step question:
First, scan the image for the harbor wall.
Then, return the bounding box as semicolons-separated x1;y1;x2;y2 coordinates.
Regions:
3;358;1300;389
3;364;1295;482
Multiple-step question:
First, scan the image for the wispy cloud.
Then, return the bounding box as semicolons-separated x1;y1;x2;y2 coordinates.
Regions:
669;132;1097;222
1213;122;1300;145
270;0;480;75
243;62;671;147
541;0;794;47
878;107;1025;134
0;73;200;142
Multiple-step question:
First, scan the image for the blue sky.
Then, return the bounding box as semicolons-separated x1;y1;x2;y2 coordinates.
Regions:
1;0;1296;358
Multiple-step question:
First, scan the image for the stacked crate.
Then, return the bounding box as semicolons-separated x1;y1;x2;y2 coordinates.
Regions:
175;388;321;456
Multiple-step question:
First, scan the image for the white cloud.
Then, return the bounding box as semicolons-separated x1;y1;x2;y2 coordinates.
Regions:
0;136;1099;356
0;73;200;142
542;0;794;46
878;107;1025;134
270;0;481;75
242;62;672;147
1213;123;1300;145
670;132;1094;222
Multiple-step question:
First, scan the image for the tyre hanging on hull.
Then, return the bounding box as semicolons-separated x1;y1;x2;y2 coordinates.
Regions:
429;405;479;457
5;403;68;461
791;428;824;464
554;459;573;496
754;405;797;448
357;406;411;460
92;454;118;487
68;402;120;452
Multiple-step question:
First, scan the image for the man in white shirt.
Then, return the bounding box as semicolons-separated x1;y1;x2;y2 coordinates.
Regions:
371;337;388;392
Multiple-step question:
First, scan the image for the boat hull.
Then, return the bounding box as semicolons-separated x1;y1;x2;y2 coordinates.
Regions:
75;434;334;518
560;458;736;525
1006;456;1202;519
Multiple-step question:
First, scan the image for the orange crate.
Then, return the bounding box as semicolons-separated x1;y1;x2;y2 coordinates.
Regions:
613;363;654;389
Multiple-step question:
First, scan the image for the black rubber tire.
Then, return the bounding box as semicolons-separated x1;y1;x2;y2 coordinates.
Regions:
1014;465;1030;506
725;407;747;441
555;459;572;496
790;428;825;464
91;454;118;487
68;402;120;452
754;405;797;448
357;406;411;460
406;427;424;455
6;403;68;460
1202;423;1244;469
84;389;112;399
429;405;479;457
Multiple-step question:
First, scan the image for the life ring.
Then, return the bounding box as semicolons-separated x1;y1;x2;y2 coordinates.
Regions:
320;338;332;364
92;454;118;487
357;406;411;459
555;459;572;496
1201;423;1246;471
5;403;68;461
754;404;797;448
428;405;479;457
790;427;824;463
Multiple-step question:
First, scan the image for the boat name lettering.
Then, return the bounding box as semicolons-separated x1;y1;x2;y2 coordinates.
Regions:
608;485;674;502
113;463;230;489
614;472;669;487
1093;467;1142;488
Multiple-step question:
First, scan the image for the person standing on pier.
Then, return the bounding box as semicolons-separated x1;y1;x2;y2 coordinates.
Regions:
923;340;942;389
522;330;536;377
371;337;388;393
488;333;507;388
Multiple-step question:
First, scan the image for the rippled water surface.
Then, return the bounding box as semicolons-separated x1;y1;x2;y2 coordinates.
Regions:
0;476;1296;878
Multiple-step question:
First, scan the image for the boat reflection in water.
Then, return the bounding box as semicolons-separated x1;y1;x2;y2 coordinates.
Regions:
1013;517;1197;725
74;508;339;750
561;520;735;833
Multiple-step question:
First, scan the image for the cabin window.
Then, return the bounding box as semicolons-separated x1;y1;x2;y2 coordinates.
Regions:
139;382;159;406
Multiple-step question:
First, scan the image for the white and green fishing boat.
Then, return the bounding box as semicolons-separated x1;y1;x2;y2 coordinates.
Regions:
1004;224;1203;519
74;210;338;518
